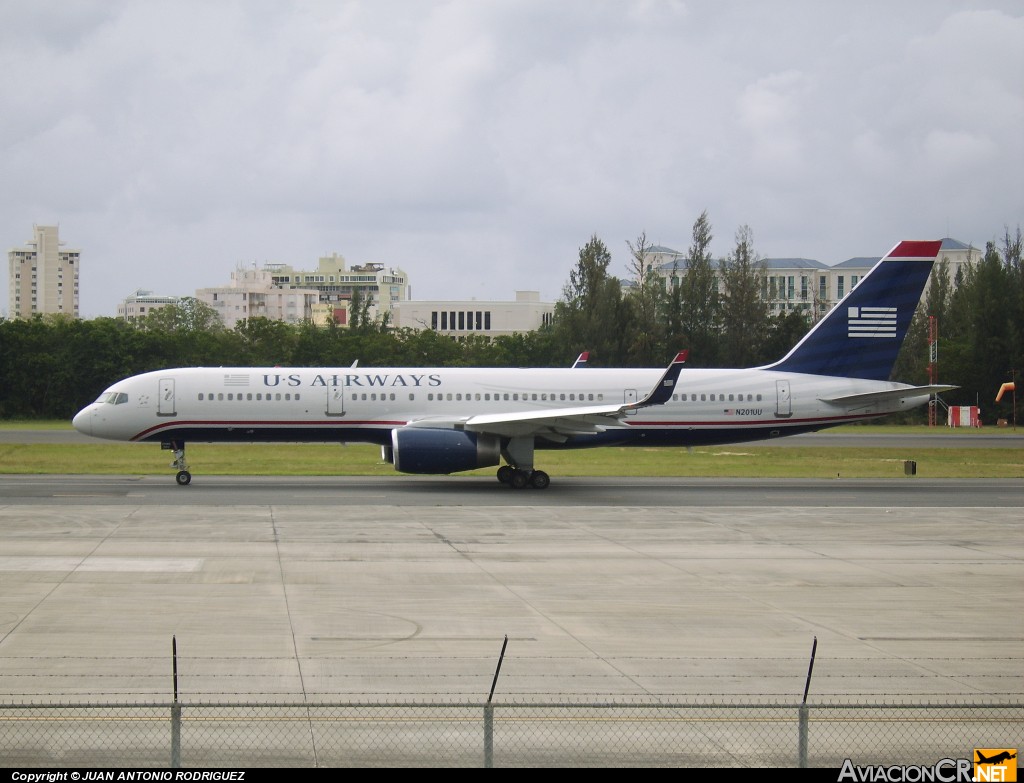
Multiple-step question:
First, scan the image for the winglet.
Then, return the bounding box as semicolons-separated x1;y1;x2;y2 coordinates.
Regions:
572;351;590;368
633;351;688;408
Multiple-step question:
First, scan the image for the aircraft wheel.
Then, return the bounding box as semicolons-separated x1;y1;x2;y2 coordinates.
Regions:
175;470;192;486
497;465;514;484
510;470;529;489
529;470;550;489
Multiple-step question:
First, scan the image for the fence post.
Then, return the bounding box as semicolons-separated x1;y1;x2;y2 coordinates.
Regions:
798;704;809;768
484;703;494;768
799;636;816;768
171;636;181;768
484;635;506;768
171;703;181;768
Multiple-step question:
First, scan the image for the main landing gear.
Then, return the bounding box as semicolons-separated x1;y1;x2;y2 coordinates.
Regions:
496;464;550;489
167;441;191;485
496;436;550;489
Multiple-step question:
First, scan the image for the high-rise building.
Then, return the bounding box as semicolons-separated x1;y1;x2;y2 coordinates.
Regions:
7;225;80;318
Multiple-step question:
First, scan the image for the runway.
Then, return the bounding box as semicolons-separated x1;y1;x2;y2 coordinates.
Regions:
1;473;1023;507
0;474;1021;705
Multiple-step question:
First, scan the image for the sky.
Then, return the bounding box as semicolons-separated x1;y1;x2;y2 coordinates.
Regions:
2;1;1022;319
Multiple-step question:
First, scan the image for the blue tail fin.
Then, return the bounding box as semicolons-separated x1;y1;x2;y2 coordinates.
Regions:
764;240;941;381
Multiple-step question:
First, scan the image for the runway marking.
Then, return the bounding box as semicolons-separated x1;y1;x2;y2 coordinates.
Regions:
0;557;203;572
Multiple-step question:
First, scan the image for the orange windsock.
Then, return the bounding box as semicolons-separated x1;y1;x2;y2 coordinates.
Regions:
996;382;1015;402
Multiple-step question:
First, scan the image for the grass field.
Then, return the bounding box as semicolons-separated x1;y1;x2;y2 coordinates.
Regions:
1;422;1021;478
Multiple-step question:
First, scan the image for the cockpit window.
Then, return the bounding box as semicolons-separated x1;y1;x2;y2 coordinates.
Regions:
97;392;129;405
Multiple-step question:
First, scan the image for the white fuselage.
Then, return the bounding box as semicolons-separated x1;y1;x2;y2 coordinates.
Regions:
72;365;928;448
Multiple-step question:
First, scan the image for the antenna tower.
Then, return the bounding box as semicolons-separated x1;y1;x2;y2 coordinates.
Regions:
927;315;938;427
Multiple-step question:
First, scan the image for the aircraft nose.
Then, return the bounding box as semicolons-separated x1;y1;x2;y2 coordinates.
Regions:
72;407;93;436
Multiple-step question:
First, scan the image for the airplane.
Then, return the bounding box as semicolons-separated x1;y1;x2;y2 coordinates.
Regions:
976;751;1016;765
72;240;954;488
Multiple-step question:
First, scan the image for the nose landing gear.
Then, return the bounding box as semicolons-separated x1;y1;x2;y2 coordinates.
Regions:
165;441;191;485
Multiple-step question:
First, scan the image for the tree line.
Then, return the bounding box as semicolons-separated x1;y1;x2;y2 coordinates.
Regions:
1;215;1020;424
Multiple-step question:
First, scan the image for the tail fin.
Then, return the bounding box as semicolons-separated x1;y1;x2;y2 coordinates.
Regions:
764;240;941;381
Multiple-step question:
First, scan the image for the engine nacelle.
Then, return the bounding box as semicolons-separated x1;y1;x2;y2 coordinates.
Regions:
391;428;502;475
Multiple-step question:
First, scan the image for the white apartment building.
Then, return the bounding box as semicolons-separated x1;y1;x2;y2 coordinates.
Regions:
263;253;410;326
7;225;80;318
652;237;980;322
117;289;181;321
196;267;320;329
391;290;555;338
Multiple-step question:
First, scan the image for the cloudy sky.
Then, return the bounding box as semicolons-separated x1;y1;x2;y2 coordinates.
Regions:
2;0;1022;318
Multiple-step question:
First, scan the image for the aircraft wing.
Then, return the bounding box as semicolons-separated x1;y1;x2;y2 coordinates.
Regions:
464;403;632;439
820;384;957;407
406;351;688;441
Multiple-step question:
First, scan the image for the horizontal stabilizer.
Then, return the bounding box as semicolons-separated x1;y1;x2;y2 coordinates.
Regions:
820;385;957;406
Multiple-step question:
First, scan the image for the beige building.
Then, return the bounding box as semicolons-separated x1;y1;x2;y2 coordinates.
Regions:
263;253;410;326
7;225;80;318
117;289;181;322
391;290;555;338
196;267;321;329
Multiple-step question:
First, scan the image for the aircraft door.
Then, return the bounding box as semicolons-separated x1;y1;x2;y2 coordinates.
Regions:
775;380;792;418
158;378;177;417
624;388;638;416
326;384;346;417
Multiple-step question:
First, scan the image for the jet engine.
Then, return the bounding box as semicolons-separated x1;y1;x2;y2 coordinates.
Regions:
390;428;502;475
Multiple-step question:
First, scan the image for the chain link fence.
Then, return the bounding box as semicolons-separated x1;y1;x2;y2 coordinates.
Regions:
1;700;1020;768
